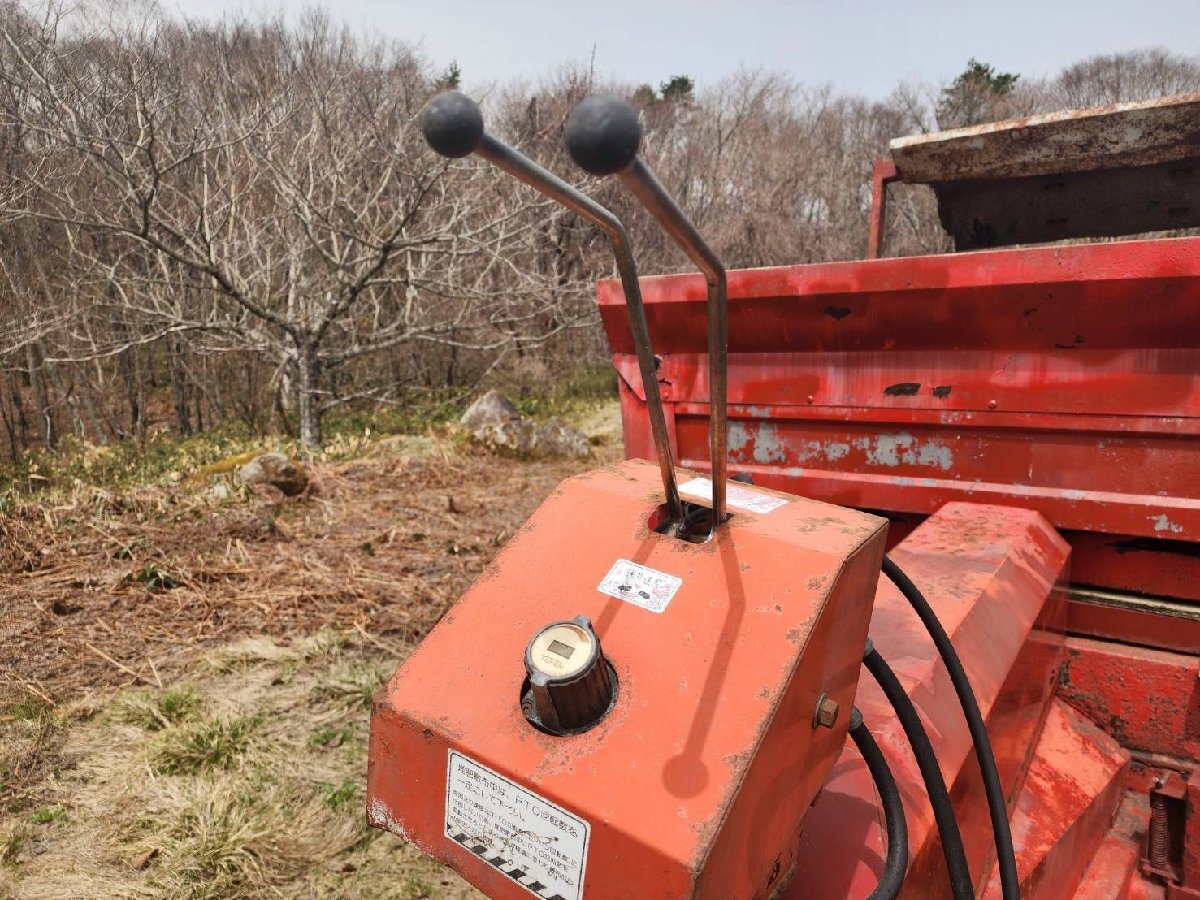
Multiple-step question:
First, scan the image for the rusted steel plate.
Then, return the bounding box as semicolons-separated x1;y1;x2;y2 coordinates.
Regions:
890;92;1200;184
599;236;1200;548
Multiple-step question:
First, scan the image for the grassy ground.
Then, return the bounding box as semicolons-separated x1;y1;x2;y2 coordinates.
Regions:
1;632;479;899
0;401;621;899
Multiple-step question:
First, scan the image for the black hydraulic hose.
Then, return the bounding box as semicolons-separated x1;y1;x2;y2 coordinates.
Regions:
849;707;908;900
881;554;1019;900
864;640;974;900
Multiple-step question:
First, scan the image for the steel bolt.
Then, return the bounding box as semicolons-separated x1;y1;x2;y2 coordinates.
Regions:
813;693;840;729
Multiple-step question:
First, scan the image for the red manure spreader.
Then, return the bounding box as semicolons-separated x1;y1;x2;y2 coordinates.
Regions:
367;89;1200;899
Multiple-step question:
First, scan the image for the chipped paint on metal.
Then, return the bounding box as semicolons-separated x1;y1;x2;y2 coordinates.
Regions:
367;797;411;841
599;233;1200;548
729;421;791;465
727;421;752;455
854;433;954;471
752;424;789;464
1151;514;1184;534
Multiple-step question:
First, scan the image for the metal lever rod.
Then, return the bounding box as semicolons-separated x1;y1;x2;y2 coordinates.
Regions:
565;97;728;533
420;91;684;527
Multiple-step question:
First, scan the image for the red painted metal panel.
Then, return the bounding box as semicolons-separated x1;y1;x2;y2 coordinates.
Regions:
980;701;1129;900
1066;591;1200;656
368;459;886;900
1067;531;1200;604
600;236;1200;555
787;501;1069;899
1077;795;1153;900
867;157;897;259
1059;636;1200;761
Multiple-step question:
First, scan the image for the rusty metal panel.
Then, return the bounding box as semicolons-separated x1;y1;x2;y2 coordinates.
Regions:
890;93;1200;184
598;237;1200;561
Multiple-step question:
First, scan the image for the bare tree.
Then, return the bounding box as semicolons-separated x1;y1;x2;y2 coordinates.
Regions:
1052;48;1200;108
0;4;1193;461
3;7;593;445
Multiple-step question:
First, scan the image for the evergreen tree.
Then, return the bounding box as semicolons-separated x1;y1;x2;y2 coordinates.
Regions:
659;74;695;104
937;59;1018;128
435;61;462;91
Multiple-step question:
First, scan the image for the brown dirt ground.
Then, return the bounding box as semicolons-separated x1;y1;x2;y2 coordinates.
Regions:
1;440;615;710
0;432;619;898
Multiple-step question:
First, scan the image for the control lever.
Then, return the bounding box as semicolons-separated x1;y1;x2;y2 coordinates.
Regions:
565;96;729;534
420;91;684;530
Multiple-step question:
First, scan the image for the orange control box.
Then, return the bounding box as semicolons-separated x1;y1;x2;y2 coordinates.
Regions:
367;459;886;899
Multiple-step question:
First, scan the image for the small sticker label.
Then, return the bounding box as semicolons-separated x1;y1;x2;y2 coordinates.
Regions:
679;477;789;514
445;751;589;900
597;559;682;613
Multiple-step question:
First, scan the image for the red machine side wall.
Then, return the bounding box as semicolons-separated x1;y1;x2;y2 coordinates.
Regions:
601;236;1200;607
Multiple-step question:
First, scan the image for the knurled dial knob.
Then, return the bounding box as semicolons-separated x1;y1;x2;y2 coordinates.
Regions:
521;615;617;735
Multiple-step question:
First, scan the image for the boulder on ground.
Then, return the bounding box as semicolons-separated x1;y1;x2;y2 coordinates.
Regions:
459;392;589;459
236;452;309;496
458;391;520;430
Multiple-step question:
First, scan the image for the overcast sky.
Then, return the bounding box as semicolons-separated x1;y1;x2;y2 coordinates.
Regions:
173;0;1199;99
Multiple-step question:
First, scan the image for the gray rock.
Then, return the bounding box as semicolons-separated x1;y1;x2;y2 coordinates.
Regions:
203;481;234;502
470;416;589;459
458;390;589;458
458;391;520;429
236;452;309;496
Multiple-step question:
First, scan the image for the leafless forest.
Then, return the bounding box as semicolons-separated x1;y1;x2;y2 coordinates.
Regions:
0;2;1197;452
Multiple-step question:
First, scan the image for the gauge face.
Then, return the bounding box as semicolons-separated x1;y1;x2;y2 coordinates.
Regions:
527;622;594;680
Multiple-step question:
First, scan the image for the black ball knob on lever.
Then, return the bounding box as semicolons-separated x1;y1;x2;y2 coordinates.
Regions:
564;95;643;176
564;92;730;535
414;88;687;530
420;90;485;158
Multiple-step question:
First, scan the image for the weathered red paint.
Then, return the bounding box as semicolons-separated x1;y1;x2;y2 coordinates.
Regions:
1058;636;1200;762
599;235;1200;602
980;700;1129;900
367;459;886;899
592;232;1200;899
1066;530;1200;606
1066;590;1200;657
1076;795;1153;900
866;157;898;259
787;501;1069;899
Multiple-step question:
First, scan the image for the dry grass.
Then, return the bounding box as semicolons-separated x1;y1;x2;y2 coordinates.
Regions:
0;416;619;898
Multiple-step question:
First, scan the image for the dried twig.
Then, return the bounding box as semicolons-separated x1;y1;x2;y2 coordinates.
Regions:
81;642;156;687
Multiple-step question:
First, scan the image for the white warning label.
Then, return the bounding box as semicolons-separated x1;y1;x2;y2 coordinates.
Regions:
679;477;789;514
445;751;589;900
597;558;682;613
